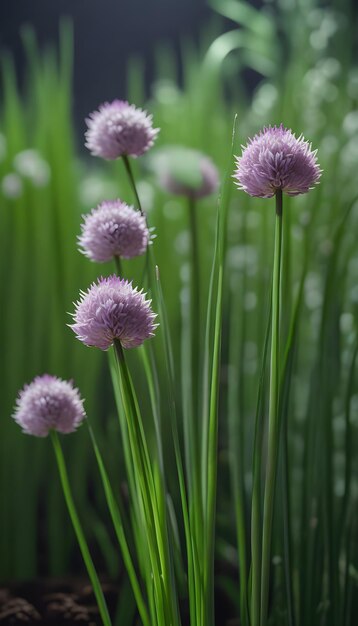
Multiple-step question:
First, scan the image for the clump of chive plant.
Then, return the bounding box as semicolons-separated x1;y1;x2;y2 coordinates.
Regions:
12;375;111;626
85;100;159;160
70;259;181;624
78;200;150;263
81;101;184;626
70;276;157;350
234;124;321;626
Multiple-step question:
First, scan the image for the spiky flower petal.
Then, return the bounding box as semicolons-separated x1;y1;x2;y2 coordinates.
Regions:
85;100;159;160
78;200;149;262
70;276;157;350
234;124;322;198
12;375;86;437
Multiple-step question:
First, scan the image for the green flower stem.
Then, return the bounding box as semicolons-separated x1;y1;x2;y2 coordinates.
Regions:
204;261;223;626
188;196;201;415
121;155;152;291
122;155;143;214
251;297;272;626
114;255;122;275
186;197;203;546
140;344;164;474
260;190;283;626
50;431;112;626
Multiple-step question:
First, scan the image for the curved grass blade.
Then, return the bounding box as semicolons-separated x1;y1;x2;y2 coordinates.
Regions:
202;115;237;625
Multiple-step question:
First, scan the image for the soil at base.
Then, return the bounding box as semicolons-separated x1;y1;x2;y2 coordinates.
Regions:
0;578;117;625
0;578;239;625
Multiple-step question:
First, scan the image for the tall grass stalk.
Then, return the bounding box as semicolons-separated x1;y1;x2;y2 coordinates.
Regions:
228;217;249;626
201;118;235;625
154;265;203;626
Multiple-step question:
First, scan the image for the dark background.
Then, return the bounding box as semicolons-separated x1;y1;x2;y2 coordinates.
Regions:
0;0;222;131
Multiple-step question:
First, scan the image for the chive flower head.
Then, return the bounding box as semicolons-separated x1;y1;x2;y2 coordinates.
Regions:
78;200;149;262
85;100;159;160
70;276;157;350
152;146;219;199
234;124;321;198
13;375;86;437
160;155;219;199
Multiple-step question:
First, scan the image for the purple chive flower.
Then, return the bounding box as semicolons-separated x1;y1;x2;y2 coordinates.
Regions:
78;200;150;263
234;124;322;198
70;276;157;351
12;375;86;437
161;156;219;199
155;147;219;199
85;100;159;160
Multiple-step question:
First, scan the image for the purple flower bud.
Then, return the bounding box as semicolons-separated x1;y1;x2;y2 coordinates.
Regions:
153;147;219;199
12;375;86;437
70;276;157;351
234;124;322;198
85;100;159;160
160;155;219;199
78;200;150;263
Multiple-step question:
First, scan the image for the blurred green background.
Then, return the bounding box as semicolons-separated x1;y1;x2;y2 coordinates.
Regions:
0;0;357;622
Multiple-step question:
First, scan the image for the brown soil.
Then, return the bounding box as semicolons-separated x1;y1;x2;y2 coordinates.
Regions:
0;579;119;625
0;577;238;625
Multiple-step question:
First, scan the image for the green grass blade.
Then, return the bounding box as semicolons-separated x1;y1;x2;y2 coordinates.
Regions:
88;424;151;626
51;432;112;626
